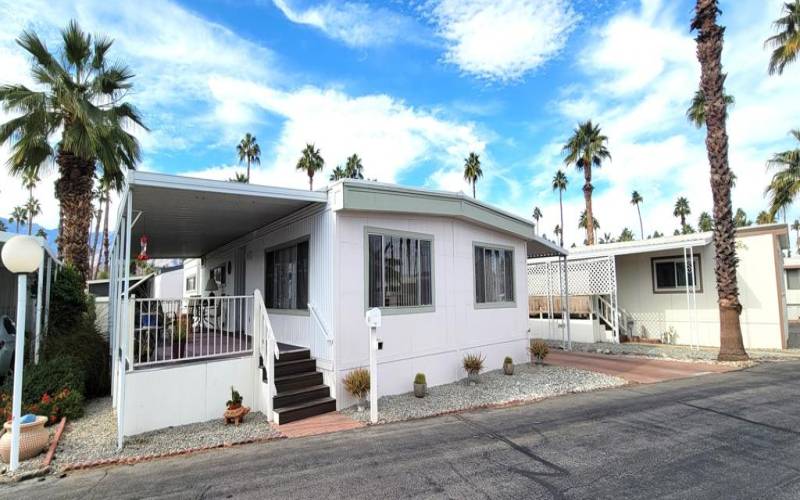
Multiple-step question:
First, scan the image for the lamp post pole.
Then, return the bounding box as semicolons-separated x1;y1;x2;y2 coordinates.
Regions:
2;235;42;472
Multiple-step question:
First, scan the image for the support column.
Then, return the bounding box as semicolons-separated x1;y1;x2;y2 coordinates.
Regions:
117;193;132;450
562;255;572;351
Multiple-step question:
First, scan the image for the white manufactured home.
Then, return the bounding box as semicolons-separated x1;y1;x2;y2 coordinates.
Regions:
528;224;790;351
108;171;564;439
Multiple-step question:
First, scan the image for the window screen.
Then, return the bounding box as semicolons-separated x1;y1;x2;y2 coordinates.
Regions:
367;233;433;309
474;245;515;304
265;240;309;310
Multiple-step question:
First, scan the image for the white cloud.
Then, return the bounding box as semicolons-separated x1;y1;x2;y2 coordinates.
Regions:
425;0;578;82
272;0;421;48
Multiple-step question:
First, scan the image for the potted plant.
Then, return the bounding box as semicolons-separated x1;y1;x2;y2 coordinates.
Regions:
226;386;243;410
343;368;370;412
528;340;549;366
463;353;484;384
413;373;427;398
224;386;249;425
503;356;514;375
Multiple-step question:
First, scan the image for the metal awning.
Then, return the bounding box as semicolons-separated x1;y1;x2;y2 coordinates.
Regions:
126;171;328;258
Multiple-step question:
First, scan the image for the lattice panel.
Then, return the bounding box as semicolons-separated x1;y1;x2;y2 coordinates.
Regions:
527;256;616;296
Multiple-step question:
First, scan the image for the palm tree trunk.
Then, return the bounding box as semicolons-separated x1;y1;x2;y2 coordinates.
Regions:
636;205;644;240
559;191;565;247
309;173;314;191
694;0;747;361
246;158;251;183
583;165;595;245
90;203;103;277
55;147;96;281
102;191;111;276
680;214;686;228
15;220;19;233
27;186;33;235
472;181;476;198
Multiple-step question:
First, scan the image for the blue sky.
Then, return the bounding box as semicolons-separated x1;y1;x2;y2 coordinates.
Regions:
1;0;799;247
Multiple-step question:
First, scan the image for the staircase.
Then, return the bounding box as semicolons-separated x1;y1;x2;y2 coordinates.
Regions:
266;343;336;425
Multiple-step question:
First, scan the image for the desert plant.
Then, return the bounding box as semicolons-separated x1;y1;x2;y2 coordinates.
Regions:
343;368;370;400
503;356;514;375
503;356;513;365
462;353;485;375
226;386;243;409
528;340;549;363
414;373;426;385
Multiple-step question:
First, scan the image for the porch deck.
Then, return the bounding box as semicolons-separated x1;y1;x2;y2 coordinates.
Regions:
146;328;253;364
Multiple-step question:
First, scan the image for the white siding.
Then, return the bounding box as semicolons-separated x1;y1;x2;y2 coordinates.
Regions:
333;212;530;407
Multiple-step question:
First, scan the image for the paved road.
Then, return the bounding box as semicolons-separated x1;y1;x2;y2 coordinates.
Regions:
5;361;800;499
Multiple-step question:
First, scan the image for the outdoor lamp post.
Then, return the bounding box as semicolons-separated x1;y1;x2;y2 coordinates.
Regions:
1;235;43;471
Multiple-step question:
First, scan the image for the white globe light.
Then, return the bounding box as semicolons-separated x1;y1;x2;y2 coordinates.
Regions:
1;235;43;274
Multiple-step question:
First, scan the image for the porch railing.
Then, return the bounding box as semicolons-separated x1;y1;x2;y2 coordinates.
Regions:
253;289;279;422
308;302;334;362
597;294;633;340
129;295;254;369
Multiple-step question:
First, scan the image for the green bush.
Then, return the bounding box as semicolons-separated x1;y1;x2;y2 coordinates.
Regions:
47;265;87;338
41;331;110;398
414;373;426;385
504;356;513;365
1;357;86;421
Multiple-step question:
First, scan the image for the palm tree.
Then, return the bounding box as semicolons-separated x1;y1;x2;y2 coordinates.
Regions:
552;170;568;247
10;206;26;233
600;232;614;244
532;206;543;236
25;197;40;235
0;21;144;280
578;210;599;243
686;87;734;127
229;172;249;183
766;175;793;223
630;190;644;240
792;219;800;254
734;208;752;227
692;0;747;361
345;154;365;179
89;184;104;276
765;130;800;212
698;211;714;231
463;152;483;198
765;0;800;75
330;165;347;181
673;197;691;230
97;170;125;278
236;133;260;183
554;225;561;241
618;228;635;242
21;170;39;232
35;227;47;239
651;230;664;238
562;120;611;245
296;143;324;190
756;210;776;224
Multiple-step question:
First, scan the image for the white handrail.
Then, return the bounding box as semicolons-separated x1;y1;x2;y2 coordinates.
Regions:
308;303;333;343
254;289;278;423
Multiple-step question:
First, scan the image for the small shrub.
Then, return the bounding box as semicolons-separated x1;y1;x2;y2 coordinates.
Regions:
414;373;426;385
462;353;485;375
504;356;513;365
46;266;88;338
0;358;86;423
41;330;110;399
529;340;549;362
226;386;243;409
343;368;370;399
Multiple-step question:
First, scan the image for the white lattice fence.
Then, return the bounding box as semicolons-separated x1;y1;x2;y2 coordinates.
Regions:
527;256;616;296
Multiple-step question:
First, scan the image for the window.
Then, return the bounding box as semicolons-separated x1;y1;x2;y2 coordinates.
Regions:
787;269;800;290
265;240;309;310
651;256;702;293
367;232;433;310
474;245;515;305
185;275;196;293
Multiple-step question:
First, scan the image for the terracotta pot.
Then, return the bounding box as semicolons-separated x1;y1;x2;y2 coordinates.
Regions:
414;383;426;398
503;363;514;375
0;416;49;464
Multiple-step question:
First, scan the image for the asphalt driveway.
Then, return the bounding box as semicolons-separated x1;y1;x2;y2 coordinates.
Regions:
5;361;800;499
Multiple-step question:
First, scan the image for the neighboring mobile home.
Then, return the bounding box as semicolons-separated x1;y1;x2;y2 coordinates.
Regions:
528;224;789;350
109;172;563;438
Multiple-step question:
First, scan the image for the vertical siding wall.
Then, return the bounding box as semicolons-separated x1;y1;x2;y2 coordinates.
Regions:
615;232;785;349
334;212;530;408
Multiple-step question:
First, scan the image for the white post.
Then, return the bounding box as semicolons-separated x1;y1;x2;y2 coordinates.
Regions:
33;252;45;364
9;274;27;472
365;308;381;424
117;194;132;450
562;255;572;351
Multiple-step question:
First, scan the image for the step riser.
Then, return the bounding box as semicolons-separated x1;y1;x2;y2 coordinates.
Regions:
273;386;330;408
276;399;337;425
278;349;311;362
275;359;317;377
275;372;324;392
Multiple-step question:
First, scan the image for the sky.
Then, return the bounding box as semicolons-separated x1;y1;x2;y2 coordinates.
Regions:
0;0;798;248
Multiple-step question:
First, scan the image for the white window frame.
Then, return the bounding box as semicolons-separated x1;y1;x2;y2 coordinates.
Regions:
264;237;310;315
651;255;703;294
364;227;434;315
473;242;516;309
786;269;800;290
185;274;197;293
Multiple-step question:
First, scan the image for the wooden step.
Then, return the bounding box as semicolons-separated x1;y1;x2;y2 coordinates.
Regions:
273;384;330;408
274;397;336;425
277;347;311;362
274;371;324;392
274;358;316;377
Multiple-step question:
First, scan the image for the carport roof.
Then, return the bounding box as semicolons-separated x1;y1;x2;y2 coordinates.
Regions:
127;171;327;258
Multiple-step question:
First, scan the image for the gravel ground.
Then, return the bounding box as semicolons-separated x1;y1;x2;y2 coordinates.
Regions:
550;340;800;362
341;364;626;423
1;397;281;479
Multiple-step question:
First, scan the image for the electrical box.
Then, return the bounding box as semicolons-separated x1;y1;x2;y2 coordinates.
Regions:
365;307;382;328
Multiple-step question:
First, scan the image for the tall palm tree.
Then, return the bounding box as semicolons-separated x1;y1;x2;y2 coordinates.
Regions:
345;154;365;179
765;0;800;75
25;197;40;235
734;208;752;227
296;143;324;190
554;225;561;241
0;21;145;280
552;170;568;247
756;210;776;224
463;152;483;198
99;170;125;278
35;227;47;239
10;206;26;233
765;130;800;213
673;197;691;229
792;219;800;254
618;228;635;242
698;211;714;231
329;165;347;181
578;210;599;243
89;184;104;276
229;172;249;183
236;133;260;183
532;206;543;236
21;170;39;232
766;176;793;223
562;120;610;245
692;0;748;361
630;190;644;240
686;87;734;127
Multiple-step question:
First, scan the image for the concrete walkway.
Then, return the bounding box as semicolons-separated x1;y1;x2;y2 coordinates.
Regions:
547;350;735;383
